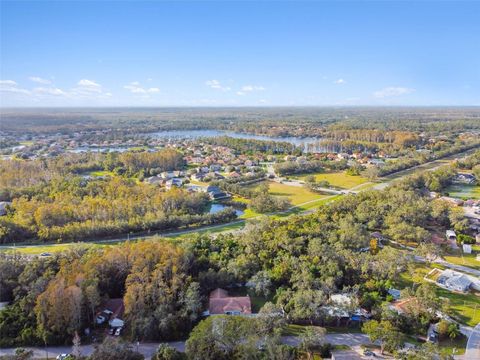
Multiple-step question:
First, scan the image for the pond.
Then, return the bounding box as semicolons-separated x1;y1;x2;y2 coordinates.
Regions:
207;202;244;216
150;129;326;153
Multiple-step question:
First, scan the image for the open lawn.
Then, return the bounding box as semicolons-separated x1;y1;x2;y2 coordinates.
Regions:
294;171;368;189
89;170;115;177
444;251;480;271
246;181;328;205
444;183;480;200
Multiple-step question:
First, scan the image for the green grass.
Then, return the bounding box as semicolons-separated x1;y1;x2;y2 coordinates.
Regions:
282;324;361;336
395;263;480;327
438;336;467;356
89;170;115;177
294;171;368;190
443;250;480;270
444;183;480;200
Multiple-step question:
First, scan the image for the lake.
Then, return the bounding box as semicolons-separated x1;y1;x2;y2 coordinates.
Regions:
150;129;326;152
207;202;244;216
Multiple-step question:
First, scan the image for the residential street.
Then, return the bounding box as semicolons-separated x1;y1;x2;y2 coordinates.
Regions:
0;333;380;359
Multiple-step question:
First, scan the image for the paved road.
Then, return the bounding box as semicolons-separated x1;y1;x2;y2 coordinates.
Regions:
0;333;376;359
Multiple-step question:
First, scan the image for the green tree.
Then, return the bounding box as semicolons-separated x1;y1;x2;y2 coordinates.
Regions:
89;338;144;360
362;320;404;354
299;326;326;360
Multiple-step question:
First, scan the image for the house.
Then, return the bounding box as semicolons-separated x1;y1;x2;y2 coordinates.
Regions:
454;173;476;185
463;244;472;254
387;288;401;300
203;185;229;200
207;288;252;315
446;230;457;242
437;269;472;293
390;298;418;314
145;176;164;185
166;178;183;190
191;173;206;182
0;202;11;216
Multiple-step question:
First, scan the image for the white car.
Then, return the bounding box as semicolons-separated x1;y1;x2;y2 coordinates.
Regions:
114;327;122;336
95;315;106;324
56;354;69;360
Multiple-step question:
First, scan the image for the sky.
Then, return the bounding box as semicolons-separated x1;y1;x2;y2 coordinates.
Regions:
1;1;479;107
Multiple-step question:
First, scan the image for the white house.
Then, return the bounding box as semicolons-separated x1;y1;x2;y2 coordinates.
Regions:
446;230;457;241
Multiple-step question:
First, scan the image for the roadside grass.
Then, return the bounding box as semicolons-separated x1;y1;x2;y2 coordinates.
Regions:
246;181;327;205
438;336;467;355
443;251;480;271
282;324;361;336
293;171;368;190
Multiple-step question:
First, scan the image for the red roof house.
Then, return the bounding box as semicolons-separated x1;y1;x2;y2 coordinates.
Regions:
208;288;252;315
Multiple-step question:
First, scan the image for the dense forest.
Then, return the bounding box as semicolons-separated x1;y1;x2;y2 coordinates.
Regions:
1;107;479;137
0;150;238;244
0;161;473;354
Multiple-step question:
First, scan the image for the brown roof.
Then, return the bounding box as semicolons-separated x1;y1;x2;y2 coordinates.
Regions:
208;288;252;315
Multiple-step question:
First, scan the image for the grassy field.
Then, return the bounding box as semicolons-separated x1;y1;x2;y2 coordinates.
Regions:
294;171;368;189
443;251;480;270
89;170;115;177
444;183;480;200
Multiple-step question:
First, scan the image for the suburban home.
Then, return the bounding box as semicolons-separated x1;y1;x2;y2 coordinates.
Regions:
463;244;472;254
0;201;11;216
454;173;476;185
389;298;419;314
437;269;473;293
446;230;457;242
200;185;229;200
207;288;252;316
387;288;401;300
145;176;164;185
191;172;206;182
165;178;183;190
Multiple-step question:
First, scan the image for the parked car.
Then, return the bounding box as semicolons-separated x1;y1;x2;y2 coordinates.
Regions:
114;327;122;336
40;252;52;257
363;349;376;357
95;315;106;324
56;354;69;360
427;333;438;343
108;327;115;335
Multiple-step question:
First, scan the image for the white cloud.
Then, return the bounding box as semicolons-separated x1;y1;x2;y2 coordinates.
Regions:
33;87;67;96
334;78;346;84
373;87;415;98
236;85;265;96
205;80;231;92
29;76;52;85
259;99;267;104
124;82;160;94
0;80;30;94
76;79;102;93
0;80;18;86
241;85;265;92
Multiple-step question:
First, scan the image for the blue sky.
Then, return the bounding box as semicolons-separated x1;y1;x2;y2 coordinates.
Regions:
1;1;479;107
